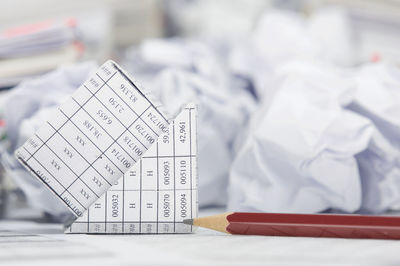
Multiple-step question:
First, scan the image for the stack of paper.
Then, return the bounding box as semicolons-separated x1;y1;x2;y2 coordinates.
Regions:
0;19;82;88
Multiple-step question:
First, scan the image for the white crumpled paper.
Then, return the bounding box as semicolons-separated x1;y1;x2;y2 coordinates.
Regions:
228;61;400;214
4;8;400;218
350;63;400;213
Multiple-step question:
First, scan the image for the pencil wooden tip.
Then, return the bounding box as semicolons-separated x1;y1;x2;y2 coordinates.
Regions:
191;212;233;233
183;219;193;225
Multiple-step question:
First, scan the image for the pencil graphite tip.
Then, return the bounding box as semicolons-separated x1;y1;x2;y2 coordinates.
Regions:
183;219;194;225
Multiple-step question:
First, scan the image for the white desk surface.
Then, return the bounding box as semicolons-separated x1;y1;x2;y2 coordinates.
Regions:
2;216;400;266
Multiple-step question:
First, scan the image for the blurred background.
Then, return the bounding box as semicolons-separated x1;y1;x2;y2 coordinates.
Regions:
1;0;400;222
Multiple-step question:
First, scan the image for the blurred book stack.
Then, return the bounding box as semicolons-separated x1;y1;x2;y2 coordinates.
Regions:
304;0;400;64
0;19;83;89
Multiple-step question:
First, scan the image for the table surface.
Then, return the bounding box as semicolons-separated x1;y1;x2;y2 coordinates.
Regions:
2;213;400;266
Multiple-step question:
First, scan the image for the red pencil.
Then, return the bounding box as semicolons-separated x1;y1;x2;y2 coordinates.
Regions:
183;212;400;239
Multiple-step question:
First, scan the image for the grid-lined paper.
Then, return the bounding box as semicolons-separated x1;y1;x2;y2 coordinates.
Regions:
15;61;169;217
67;105;198;233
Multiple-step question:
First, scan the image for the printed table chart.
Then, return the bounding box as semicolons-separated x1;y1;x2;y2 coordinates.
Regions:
15;61;169;217
68;105;198;233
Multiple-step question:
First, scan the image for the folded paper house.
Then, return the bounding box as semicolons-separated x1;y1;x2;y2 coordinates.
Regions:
68;104;197;233
14;61;198;233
